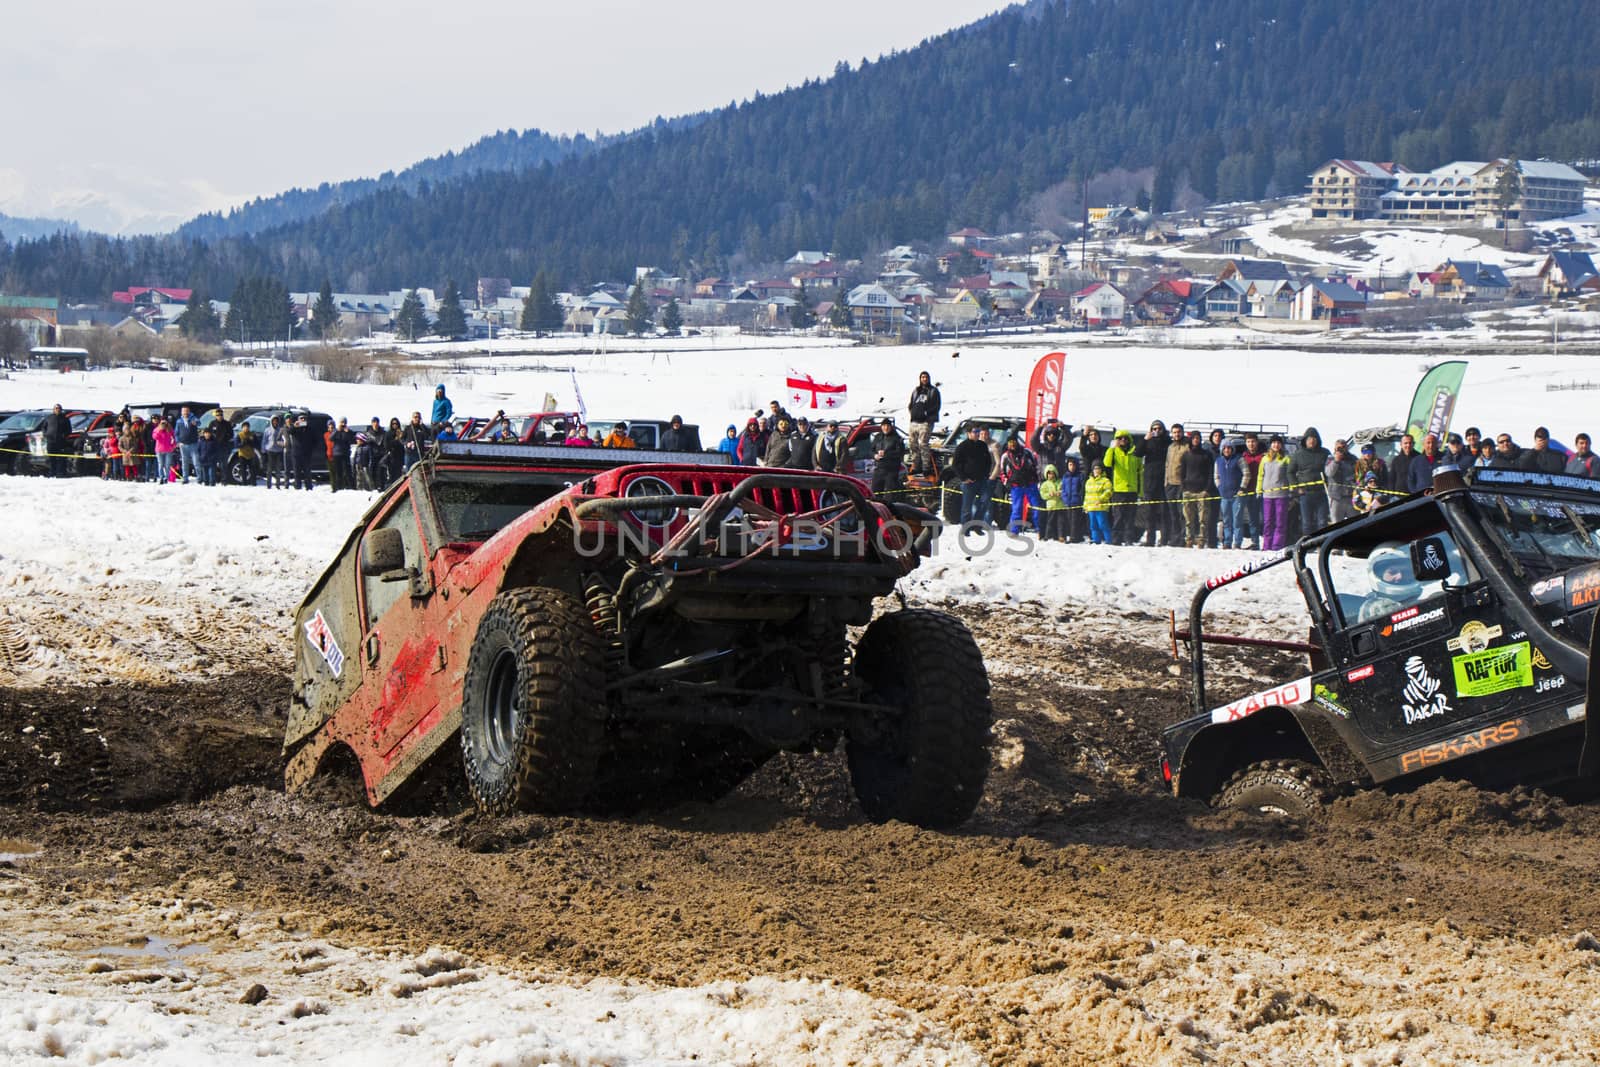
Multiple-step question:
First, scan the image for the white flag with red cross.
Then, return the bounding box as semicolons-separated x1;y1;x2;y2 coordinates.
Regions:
786;368;848;411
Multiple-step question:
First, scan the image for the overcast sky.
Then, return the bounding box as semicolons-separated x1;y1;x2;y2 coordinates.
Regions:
2;0;1001;234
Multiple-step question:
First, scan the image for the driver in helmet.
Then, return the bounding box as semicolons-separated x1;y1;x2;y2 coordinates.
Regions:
1356;542;1424;622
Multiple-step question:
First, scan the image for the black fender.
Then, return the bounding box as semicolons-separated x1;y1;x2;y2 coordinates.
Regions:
1173;704;1364;800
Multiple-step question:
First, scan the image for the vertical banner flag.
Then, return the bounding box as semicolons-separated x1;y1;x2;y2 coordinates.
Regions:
1026;351;1067;442
786;368;849;411
1404;360;1468;442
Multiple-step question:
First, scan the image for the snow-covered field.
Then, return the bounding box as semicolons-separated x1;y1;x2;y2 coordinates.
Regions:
8;338;1600;449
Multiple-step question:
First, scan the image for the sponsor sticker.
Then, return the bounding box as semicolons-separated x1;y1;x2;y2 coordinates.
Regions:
1209;675;1313;724
1204;550;1291;591
1531;646;1553;670
1313;684;1350;718
1381;605;1446;638
1445;620;1503;654
1568;565;1600;612
1400;655;1451;725
1452;642;1532;698
1529;575;1565;604
303;609;345;678
1398;718;1527;774
1347;664;1375;683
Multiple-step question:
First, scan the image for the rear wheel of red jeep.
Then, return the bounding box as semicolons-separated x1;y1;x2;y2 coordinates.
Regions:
848;610;991;829
1215;759;1331;817
460;588;606;814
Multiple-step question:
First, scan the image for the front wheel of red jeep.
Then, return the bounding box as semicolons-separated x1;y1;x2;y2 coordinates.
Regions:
848;610;992;829
460;588;607;814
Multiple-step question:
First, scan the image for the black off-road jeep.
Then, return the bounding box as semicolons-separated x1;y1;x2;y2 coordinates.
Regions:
1162;465;1599;814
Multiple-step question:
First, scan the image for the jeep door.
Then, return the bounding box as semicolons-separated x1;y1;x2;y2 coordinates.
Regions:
1317;503;1527;780
356;488;444;765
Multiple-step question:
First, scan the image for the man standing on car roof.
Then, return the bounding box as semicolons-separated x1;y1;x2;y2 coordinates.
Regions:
431;385;453;426
660;415;700;453
906;370;941;476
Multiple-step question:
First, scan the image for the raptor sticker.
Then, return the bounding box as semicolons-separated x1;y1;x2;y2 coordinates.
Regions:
1400;655;1451;725
303;609;345;678
1452;642;1532;698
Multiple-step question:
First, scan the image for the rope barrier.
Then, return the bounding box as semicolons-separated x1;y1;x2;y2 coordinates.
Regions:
870;475;1411;512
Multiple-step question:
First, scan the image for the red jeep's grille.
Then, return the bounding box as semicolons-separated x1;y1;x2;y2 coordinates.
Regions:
631;472;820;515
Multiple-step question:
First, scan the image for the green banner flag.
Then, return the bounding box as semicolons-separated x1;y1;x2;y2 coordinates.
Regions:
1405;360;1468;442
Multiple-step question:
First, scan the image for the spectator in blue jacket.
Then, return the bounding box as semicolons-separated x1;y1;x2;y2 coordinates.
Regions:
430;385;453;426
717;425;740;462
1216;438;1245;548
172;405;202;483
1060;457;1086;542
1405;433;1439;494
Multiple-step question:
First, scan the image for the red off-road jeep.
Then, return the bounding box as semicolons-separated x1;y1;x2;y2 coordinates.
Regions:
285;438;992;828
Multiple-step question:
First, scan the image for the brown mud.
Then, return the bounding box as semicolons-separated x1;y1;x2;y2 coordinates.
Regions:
5;607;1600;1064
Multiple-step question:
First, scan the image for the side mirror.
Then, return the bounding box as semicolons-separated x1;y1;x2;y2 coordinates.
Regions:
1411;536;1452;583
361;527;406;578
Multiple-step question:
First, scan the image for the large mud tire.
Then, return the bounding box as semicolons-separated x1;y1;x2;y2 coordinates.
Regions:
1215;759;1331;817
848;610;991;829
460;588;606;814
940;482;962;525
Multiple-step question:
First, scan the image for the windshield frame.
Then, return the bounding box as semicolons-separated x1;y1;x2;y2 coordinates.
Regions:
1467;490;1600;579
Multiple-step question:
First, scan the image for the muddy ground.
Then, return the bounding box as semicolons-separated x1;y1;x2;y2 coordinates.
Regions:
5;605;1600;1064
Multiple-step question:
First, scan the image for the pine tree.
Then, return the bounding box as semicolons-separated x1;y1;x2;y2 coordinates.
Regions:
1495;156;1523;247
1151;159;1178;214
521;272;562;334
660;297;683;335
177;290;221;342
828;297;852;329
311;279;340;339
788;282;814;329
396;289;428;341
624;281;652;335
533;272;563;333
434;279;467;338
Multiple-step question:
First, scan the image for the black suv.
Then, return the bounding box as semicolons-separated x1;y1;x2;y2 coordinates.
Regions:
1163;465;1600;814
205;408;334;485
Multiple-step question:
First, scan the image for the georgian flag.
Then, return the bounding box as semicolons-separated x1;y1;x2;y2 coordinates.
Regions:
786;369;848;410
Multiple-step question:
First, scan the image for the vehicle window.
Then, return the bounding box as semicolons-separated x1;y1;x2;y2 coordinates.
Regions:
1324;527;1472;628
0;412;45;433
631;425;659;449
362;495;425;629
1469;493;1600;578
70;414;95;430
430;474;567;542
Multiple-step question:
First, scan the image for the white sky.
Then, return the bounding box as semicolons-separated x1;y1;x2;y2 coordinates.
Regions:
2;0;1000;234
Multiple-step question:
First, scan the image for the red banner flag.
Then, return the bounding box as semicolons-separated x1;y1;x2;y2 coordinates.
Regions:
786;369;849;411
1025;351;1066;442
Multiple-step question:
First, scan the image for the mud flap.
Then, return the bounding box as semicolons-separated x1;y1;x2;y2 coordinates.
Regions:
1582;621;1600;779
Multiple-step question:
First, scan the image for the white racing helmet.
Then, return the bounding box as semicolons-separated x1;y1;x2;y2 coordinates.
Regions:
1369;543;1421;602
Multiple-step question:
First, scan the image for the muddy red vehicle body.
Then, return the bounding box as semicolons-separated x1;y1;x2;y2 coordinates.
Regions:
286;439;992;827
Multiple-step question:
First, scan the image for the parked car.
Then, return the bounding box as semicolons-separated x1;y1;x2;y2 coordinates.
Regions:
26;410;117;475
124;401;221;425
205;407;334;485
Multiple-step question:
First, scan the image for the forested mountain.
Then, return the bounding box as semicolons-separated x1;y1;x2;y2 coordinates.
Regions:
174;127;601;241
7;0;1600;300
0;212;80;243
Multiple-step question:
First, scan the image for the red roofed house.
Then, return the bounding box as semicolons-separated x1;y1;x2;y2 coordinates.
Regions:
1134;279;1206;324
112;286;192;306
1071;282;1127;327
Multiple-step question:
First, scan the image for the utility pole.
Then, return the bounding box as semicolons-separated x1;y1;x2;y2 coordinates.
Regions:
1080;173;1089;270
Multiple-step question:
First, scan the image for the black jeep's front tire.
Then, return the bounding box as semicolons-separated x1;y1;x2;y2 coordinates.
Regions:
1215;759;1331;817
460;588;607;814
848;610;991;829
225;455;258;486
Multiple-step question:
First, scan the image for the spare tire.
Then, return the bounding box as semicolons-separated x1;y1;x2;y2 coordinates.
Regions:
848;610;991;829
460;587;607;813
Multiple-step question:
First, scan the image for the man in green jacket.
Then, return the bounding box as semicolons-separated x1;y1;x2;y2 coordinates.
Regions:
1102;431;1143;545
